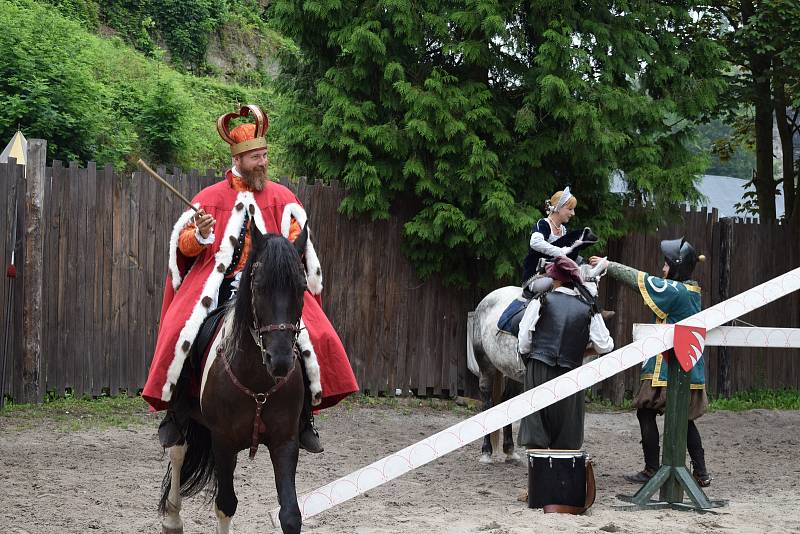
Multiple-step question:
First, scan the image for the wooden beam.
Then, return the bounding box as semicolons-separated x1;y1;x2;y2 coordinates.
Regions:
22;139;45;403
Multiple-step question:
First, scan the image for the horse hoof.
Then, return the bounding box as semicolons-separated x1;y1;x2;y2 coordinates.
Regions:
505;451;522;464
312;391;323;406
479;453;493;464
162;527;184;534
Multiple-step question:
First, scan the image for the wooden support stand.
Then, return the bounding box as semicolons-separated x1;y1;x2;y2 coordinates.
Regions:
621;355;723;511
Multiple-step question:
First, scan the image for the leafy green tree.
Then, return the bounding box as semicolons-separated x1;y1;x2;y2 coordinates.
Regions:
705;0;800;224
690;118;755;181
138;80;191;164
0;0;121;163
149;0;228;71
0;0;276;171
270;0;726;285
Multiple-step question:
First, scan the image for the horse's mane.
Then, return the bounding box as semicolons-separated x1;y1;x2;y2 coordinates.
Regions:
223;234;306;359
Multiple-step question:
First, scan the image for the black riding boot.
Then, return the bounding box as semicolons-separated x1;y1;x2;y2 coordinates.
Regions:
625;408;660;483
298;364;323;453
687;420;711;486
158;367;192;448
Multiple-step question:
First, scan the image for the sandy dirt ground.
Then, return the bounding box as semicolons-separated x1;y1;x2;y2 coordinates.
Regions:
1;402;799;534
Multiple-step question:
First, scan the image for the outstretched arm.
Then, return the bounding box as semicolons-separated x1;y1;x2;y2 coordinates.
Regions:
607;261;641;289
590;256;640;290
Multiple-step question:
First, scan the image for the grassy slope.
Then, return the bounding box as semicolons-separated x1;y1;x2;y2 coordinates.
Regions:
1;0;287;173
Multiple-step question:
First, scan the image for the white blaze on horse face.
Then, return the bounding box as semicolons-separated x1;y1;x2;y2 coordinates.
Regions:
162;444;187;533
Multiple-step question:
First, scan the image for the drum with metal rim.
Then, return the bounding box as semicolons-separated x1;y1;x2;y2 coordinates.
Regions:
527;449;589;510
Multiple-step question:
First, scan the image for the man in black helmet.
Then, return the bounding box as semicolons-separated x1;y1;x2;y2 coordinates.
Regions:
589;238;712;487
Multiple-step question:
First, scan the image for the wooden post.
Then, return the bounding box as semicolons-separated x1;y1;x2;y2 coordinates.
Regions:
658;355;691;502
717;217;733;398
21;139;45;403
629;351;713;509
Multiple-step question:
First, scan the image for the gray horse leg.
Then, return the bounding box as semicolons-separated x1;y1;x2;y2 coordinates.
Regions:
479;371;495;463
502;380;523;463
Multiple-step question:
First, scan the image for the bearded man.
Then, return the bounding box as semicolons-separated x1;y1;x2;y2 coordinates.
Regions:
142;105;359;453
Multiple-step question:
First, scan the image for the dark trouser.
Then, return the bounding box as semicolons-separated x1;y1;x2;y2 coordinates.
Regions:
518;358;584;449
636;408;707;475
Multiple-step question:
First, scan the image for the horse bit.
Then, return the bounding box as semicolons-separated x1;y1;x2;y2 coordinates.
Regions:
220;259;302;459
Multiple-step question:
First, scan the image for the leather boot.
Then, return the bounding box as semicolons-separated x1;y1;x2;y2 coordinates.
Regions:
624;466;657;484
298;392;324;453
158;409;188;448
687;422;710;486
298;365;323;453
158;367;192;448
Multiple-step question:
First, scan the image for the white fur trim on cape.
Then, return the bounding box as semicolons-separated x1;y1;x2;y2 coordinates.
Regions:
168;205;201;290
161;191;255;402
281;203;323;295
298;318;323;406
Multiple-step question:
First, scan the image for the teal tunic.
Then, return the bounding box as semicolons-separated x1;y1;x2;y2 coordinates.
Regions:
636;271;705;388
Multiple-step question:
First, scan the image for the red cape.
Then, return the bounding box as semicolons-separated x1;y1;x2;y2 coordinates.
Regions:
142;174;358;410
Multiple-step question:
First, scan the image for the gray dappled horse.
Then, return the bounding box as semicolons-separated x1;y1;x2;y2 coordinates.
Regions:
468;262;606;464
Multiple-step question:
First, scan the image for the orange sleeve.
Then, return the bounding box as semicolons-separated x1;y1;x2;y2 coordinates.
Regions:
178;223;206;257
287;217;302;242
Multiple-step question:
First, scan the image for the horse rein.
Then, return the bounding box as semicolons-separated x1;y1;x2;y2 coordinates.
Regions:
219;345;297;459
222;259;302;459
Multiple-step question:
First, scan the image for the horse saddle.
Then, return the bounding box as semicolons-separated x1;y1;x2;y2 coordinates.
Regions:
497;298;528;337
522;227;598;283
190;305;228;374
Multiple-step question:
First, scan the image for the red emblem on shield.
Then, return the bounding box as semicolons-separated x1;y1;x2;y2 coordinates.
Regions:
673;325;707;372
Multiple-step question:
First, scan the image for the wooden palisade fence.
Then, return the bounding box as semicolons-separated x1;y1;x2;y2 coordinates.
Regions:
1;147;798;404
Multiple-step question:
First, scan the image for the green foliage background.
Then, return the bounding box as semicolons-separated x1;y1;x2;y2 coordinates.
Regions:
270;0;727;284
2;0;763;285
0;0;285;172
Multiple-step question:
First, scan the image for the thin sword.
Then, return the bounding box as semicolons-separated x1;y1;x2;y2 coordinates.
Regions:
136;159;198;213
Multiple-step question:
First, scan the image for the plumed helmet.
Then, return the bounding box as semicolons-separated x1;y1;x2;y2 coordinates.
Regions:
661;237;697;282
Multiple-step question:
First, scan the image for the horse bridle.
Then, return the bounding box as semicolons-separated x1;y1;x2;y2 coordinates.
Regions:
248;260;301;368
223;259;302;459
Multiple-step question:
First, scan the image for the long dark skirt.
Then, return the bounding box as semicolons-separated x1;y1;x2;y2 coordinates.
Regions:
518;359;585;449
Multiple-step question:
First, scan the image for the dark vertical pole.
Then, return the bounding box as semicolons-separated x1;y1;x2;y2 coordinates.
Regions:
0;167;20;410
22;139;45;403
717;217;733;398
659;353;691;503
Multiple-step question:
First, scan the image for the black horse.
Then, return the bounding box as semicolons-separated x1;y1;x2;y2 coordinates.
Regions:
159;226;308;534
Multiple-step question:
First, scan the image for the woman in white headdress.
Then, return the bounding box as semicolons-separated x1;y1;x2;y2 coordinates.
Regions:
521;187;579;283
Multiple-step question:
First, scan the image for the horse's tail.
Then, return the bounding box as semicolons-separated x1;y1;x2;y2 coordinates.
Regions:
158;419;217;514
466;310;483;377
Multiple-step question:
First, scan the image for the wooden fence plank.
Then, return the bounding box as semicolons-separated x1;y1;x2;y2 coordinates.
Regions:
1;161;797;402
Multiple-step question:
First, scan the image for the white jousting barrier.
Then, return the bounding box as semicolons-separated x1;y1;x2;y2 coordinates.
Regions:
270;266;800;526
633;325;800;348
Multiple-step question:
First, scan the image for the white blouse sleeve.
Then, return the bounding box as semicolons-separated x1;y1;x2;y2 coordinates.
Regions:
588;314;614;355
529;231;570;257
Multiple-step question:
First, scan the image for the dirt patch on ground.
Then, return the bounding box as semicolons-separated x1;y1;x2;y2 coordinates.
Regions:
1;402;798;533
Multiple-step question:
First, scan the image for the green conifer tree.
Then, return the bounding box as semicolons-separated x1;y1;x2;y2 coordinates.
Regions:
270;0;726;285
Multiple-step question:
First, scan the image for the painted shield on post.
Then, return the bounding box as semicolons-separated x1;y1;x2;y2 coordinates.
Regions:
673;324;707;372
